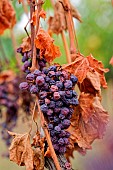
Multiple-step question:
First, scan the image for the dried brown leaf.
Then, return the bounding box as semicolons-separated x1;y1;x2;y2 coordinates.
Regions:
0;0;16;35
33;148;44;170
109;56;113;66
63;54;89;83
48;0;81;34
39;9;46;19
20;37;31;53
67;93;108;157
35;28;61;62
63;53;108;95
8;132;33;170
87;54;109;88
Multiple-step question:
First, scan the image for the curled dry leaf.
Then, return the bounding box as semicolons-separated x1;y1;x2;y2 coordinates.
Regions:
32;9;46;26
0;70;16;84
20;37;31;53
109;56;113;66
0;0;16;35
63;53;108;95
66;93;108;158
35;28;61;62
48;0;81;34
8;132;33;170
32;132;45;170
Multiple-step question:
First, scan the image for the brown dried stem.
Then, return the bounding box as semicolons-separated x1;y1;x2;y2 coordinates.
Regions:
10;28;21;68
22;0;29;17
36;99;61;170
62;0;76;54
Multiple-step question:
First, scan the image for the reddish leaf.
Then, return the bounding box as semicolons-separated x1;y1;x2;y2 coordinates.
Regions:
109;56;113;66
35;28;61;62
20;37;31;53
8;132;34;170
0;0;16;35
32;9;46;26
67;93;108;157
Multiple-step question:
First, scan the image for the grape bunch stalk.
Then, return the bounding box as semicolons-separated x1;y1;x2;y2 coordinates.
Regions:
19;64;79;154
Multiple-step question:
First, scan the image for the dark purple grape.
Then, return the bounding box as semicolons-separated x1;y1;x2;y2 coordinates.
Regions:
55;101;63;107
50;130;55;137
54;126;61;133
70;74;78;84
39;100;45;105
22;53;28;62
53;92;60;100
59;113;65;120
48;123;53;130
39;91;47;99
50;85;58;92
30;85;38;94
53;144;59;151
19;82;29;90
63;138;69;145
49;101;55;109
58;138;64;145
42;68;49;75
47;109;53;116
36;76;45;86
48;71;55;77
58;123;64;129
45;98;50;105
54;107;61;113
59;130;66;137
40;104;48;113
38;60;46;68
53;116;60;123
65;90;73;98
33;70;41;77
64;80;72;89
72;90;77;97
49;65;57;71
61;107;69;116
45;76;51;82
26;73;35;81
24;60;32;69
59;146;66;153
56;81;63;89
17;47;22;53
41;83;49;91
51;136;58;143
62;119;71;128
62;70;68;79
49;80;56;85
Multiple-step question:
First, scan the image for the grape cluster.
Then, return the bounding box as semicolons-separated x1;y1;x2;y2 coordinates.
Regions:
0;80;18;147
19;65;78;154
17;48;47;73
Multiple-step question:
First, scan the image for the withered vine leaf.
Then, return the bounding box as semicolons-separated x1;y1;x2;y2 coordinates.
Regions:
63;53;108;95
48;0;81;34
20;37;31;53
8;132;34;170
67;93;108;158
0;0;16;35
32;9;46;26
35;28;61;62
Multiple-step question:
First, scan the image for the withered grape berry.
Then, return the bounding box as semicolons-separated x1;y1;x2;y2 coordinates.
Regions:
19;82;29;90
19;64;79;154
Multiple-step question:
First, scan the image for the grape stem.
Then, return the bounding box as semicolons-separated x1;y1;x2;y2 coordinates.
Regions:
61;0;76;54
36;98;62;170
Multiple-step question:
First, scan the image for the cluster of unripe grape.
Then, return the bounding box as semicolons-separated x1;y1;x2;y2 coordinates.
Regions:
19;64;78;154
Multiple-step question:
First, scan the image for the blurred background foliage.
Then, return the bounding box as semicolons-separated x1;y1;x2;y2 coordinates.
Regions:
0;0;113;170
